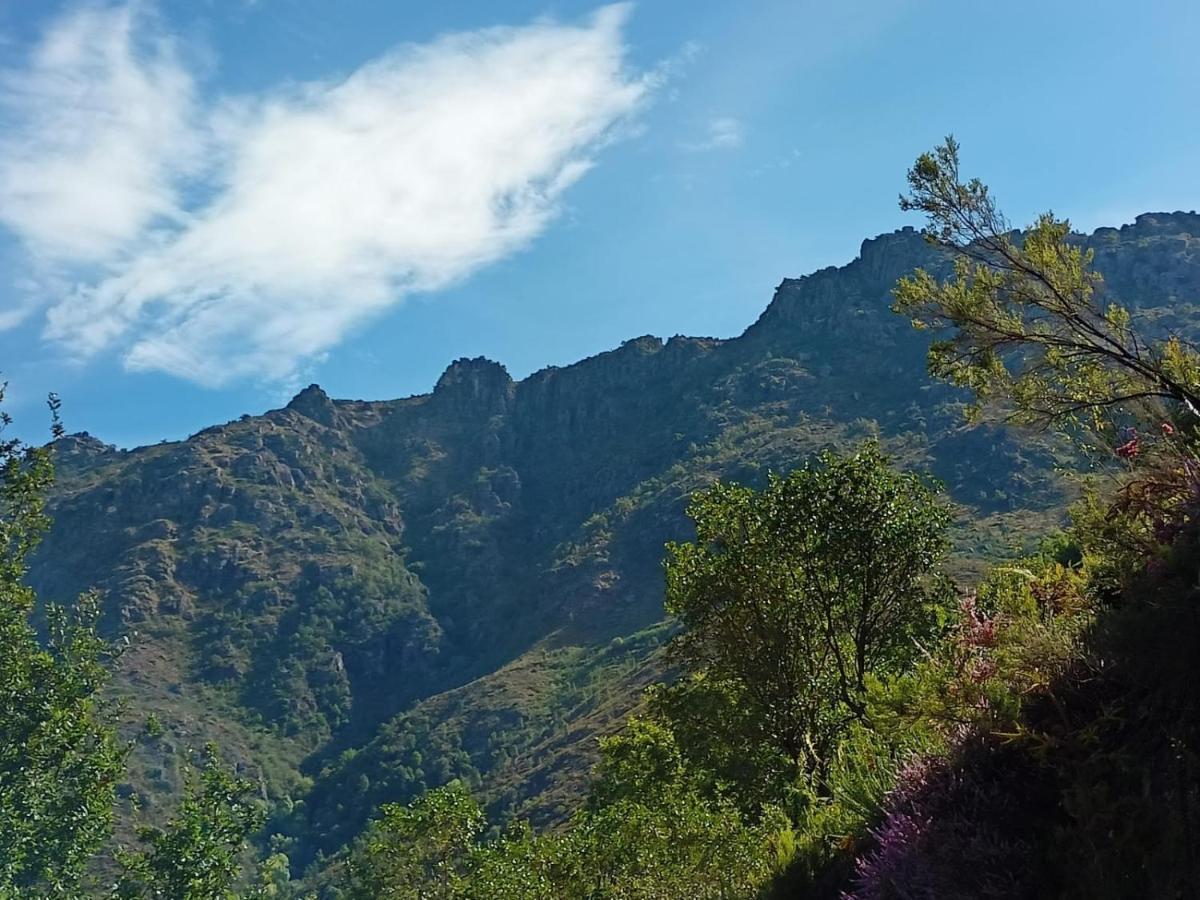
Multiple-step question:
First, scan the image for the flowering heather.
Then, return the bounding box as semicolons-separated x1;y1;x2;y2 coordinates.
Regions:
1111;455;1200;548
844;741;1044;900
1115;435;1141;460
957;592;997;649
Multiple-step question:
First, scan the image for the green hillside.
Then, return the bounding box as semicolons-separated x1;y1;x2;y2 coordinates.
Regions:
27;211;1200;876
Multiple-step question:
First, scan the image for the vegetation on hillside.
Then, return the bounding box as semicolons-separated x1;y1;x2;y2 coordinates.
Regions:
0;391;277;898
1;390;124;894
7;141;1200;896
321;141;1200;897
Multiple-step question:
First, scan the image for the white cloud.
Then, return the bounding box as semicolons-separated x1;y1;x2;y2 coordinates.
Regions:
0;4;196;263
681;116;743;152
2;3;652;386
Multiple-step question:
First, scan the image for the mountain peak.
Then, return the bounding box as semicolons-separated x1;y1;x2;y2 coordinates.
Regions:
432;357;514;416
51;432;119;471
744;225;938;348
1130;210;1200;234
286;383;339;426
856;225;928;279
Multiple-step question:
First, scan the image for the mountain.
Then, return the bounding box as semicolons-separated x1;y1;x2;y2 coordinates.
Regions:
28;212;1200;867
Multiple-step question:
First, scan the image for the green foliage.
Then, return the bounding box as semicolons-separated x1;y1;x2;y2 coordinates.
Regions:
842;496;1200;896
0;391;125;897
553;787;786;899
895;136;1200;440
249;852;293;899
642;674;791;815
873;558;1093;743
142;714;165;740
1047;529;1200;897
345;781;484;899
665;444;952;778
828;143;1200;896
195;544;436;739
113;743;266;899
586;718;687;811
344;749;788;900
23;165;1200;895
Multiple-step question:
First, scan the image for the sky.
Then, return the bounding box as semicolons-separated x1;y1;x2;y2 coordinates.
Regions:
1;0;1198;447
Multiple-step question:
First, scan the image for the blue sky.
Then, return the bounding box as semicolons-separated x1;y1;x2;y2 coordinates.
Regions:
1;0;1198;447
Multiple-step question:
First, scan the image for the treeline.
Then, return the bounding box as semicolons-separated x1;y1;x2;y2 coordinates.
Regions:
5;141;1200;897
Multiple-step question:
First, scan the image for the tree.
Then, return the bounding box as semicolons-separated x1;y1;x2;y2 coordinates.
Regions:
0;389;126;897
642;673;790;813
569;718;789;899
893;136;1200;439
345;781;484;900
586;718;689;812
560;786;785;900
0;392;267;897
112;743;266;900
664;445;951;781
344;737;787;900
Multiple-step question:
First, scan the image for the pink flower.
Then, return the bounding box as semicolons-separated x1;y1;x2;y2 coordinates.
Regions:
968;658;998;684
1115;437;1140;460
1162;422;1175;436
957;593;997;647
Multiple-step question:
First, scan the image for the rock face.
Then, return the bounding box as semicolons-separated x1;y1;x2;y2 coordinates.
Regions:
431;357;515;418
286;383;340;427
28;213;1200;863
51;432;120;470
1089;212;1200;308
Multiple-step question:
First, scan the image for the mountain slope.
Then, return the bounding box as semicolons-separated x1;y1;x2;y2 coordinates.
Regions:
29;212;1200;863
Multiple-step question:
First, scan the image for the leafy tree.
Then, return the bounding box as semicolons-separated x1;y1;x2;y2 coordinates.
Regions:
568;718;789;899
642;674;789;813
559;788;785;899
0;392;269;898
894;137;1200;594
0;389;126;897
113;743;266;899
894;136;1200;438
344;734;788;900
446;820;563;900
664;444;951;781
248;851;293;899
345;781;484;899
585;718;689;811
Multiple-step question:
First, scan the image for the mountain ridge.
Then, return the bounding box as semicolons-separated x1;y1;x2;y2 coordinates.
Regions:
28;211;1200;866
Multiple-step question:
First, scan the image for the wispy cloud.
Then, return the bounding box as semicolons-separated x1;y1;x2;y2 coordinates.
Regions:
680;116;743;152
1;3;652;386
0;4;196;264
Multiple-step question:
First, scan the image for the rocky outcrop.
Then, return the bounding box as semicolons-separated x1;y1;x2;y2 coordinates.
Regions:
430;358;514;418
52;432;120;472
1088;212;1200;309
286;383;341;427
